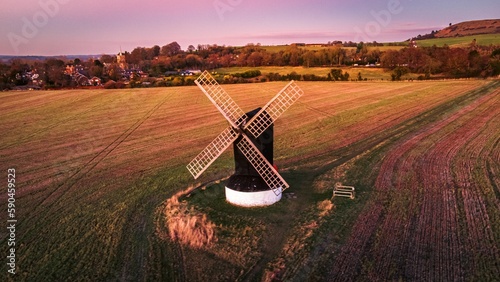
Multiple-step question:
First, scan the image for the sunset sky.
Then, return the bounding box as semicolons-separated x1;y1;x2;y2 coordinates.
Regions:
1;0;499;55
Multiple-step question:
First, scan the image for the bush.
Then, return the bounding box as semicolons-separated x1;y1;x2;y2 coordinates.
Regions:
115;81;126;89
171;77;183;86
0;82;11;91
330;68;350;81
302;74;327;81
234;70;262;78
154;80;169;87
287;71;301;80
391;66;409;81
103;80;116;89
267;72;282;81
185;77;195;86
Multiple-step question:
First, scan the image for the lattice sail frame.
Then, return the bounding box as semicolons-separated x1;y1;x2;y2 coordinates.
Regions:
187;127;239;179
187;71;303;194
237;135;289;195
244;80;304;138
195;71;247;128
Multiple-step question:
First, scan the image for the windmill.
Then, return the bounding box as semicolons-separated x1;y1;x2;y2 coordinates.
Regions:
187;71;303;206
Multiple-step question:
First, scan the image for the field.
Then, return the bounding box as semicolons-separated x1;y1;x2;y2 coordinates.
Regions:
215;66;393;80
415;33;500;47
0;79;499;281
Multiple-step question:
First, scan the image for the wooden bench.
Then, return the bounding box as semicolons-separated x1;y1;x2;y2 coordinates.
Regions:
332;182;355;199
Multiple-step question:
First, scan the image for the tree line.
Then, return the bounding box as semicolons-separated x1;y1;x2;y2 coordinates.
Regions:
1;41;499;90
381;44;500;79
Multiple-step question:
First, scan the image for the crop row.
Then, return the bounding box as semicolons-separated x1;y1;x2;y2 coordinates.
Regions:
328;83;499;280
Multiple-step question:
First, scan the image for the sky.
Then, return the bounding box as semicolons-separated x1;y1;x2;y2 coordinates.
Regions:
0;0;499;56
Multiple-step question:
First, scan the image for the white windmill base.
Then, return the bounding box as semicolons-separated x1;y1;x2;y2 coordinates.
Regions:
225;186;282;207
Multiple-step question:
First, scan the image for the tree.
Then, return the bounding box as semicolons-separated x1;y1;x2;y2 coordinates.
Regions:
219;54;233;67
303;51;315;68
150;57;172;76
366;49;381;64
207;53;222;69
261;51;272;66
422;55;442;75
330;68;349;81
287;71;301;80
400;47;427;72
9;59;30;86
152;45;161;57
185;54;202;68
284;45;301;66
391;66;409;81
89;60;104;78
161;42;181;56
93;59;103;67
342;71;350;81
272;51;285;66
330;68;342;80
0;62;11;90
326;46;345;65
380;50;400;69
129;47;147;64
44;58;67;87
100;54;115;64
247;51;264;67
106;63;122;81
470;38;477;49
467;50;483;77
444;48;469;77
490;48;500;76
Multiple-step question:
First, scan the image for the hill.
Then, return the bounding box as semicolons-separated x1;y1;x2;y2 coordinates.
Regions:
434;19;500;38
411;19;500;47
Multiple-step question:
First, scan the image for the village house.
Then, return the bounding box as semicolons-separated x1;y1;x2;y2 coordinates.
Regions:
89;76;102;86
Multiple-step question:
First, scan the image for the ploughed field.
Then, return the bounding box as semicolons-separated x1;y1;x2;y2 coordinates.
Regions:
0;79;498;281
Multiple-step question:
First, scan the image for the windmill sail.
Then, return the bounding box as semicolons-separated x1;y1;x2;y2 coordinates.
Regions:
244;80;303;138
237;134;289;195
188;71;303;198
195;71;247;129
187;126;239;179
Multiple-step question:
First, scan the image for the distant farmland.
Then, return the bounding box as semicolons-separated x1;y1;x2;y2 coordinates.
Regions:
259;33;500;53
415;33;500;47
0;79;499;281
215;66;393;80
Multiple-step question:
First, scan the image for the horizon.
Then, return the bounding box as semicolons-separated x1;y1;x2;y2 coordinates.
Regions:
1;0;499;56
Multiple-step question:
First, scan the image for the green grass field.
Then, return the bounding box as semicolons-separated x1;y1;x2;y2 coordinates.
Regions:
415;33;500;47
215;66;393;80
1;79;499;281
